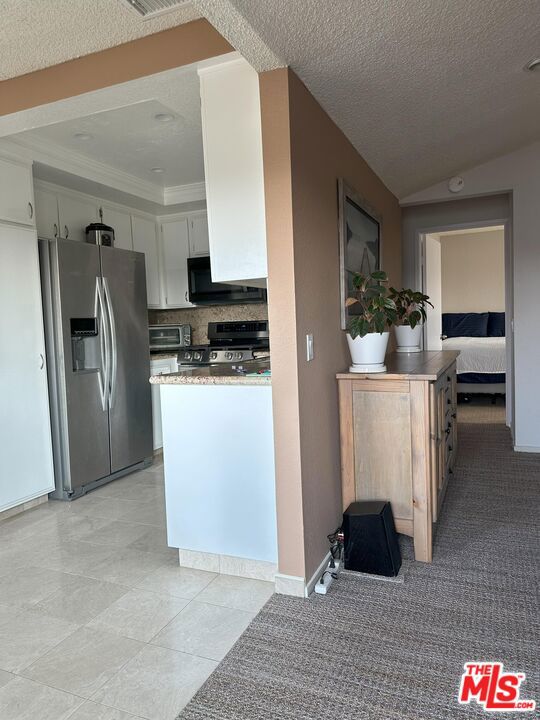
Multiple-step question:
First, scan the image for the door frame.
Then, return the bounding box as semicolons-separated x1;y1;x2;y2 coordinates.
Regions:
417;218;514;434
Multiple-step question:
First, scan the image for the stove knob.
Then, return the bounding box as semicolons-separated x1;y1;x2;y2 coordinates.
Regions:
235;352;243;360
194;351;202;361
210;351;218;361
184;352;192;361
225;352;233;361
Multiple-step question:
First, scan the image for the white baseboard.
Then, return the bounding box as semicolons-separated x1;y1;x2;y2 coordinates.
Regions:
274;573;305;597
514;445;540;454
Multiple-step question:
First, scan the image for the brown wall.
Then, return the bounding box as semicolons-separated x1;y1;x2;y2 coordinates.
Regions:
261;68;402;581
0;20;232;116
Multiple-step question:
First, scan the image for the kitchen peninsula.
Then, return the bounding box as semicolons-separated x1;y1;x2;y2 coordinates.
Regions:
150;362;277;582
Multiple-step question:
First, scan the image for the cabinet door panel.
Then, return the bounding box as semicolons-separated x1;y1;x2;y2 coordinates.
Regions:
162;219;192;307
132;215;160;307
150;359;177;450
0;157;35;226
58;194;98;242
188;213;209;257
0;223;54;510
34;188;59;240
101;205;133;251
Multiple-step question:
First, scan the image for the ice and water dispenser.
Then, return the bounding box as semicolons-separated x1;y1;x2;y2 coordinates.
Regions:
70;317;100;372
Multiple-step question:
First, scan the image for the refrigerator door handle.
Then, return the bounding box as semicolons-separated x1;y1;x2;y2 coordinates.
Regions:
94;277;109;412
103;277;118;410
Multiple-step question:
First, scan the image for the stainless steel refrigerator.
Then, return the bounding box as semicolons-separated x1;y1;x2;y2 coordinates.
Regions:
40;237;153;500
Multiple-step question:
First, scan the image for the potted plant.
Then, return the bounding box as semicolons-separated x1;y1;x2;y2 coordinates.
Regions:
345;270;397;373
389;287;433;353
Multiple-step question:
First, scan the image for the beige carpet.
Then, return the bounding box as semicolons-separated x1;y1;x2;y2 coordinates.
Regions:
457;396;506;424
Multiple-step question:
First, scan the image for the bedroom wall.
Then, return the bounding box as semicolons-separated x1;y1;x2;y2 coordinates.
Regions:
440;229;505;313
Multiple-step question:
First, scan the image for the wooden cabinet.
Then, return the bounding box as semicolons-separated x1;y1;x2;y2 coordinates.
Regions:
337;352;459;563
188;212;210;257
57;193;98;242
132;214;161;307
150;357;178;450
100;205;133;251
161;218;192;308
34;188;60;239
199;58;267;285
0;156;35;227
0;223;55;512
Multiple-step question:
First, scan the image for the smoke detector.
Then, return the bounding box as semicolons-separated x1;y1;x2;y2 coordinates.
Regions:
120;0;191;20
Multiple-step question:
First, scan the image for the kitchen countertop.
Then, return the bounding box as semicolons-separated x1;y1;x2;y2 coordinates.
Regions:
150;362;271;386
150;352;178;361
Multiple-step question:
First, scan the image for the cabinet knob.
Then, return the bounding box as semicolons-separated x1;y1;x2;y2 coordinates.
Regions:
185;291;188;302
39;353;44;370
53;223;58;238
64;225;69;239
28;202;34;219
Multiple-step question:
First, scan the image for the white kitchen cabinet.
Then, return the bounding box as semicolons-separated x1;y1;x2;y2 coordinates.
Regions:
34;187;60;239
0;223;55;512
161;218;193;308
132;214;161;307
0;156;35;227
101;205;133;251
150;357;178;450
199;58;267;286
188;212;210;257
58;193;99;242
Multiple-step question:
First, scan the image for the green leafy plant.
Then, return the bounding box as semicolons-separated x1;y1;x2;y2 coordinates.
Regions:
346;270;397;338
389;287;433;329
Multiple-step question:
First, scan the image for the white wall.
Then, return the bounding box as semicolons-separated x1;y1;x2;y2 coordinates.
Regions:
441;229;505;313
402;141;540;451
424;234;442;350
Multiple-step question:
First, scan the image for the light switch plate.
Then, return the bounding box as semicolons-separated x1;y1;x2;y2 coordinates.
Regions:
306;333;314;362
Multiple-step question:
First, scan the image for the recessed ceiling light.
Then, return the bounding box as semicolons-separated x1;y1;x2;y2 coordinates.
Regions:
150;167;165;173
73;132;93;141
154;113;175;123
524;58;540;72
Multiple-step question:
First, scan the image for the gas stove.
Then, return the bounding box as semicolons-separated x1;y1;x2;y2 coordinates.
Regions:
177;321;269;367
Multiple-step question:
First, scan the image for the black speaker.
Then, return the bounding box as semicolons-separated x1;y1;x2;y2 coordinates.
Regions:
343;500;402;577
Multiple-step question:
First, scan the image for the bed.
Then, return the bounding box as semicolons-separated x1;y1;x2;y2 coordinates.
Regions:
441;312;506;397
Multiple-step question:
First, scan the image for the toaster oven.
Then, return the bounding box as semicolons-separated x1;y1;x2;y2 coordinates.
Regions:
149;324;191;352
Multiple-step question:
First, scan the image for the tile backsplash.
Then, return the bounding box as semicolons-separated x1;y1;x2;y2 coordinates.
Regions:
148;303;268;346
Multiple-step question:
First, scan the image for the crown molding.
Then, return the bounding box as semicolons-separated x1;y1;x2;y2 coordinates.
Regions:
164;182;206;204
9;135;205;207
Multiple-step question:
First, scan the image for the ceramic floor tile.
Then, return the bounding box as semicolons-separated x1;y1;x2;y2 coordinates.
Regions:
66;496;134;521
31;540;116;575
0;676;83;720
195;574;275;613
22;627;143;699
125;526;173;557
77;520;151;548
0;603;79;673
34;575;129;624
0;566;78;608
38;515;111;544
117;502;166;528
151;601;254;661
85;548;171;587
135;565;216;600
88;588;188;642
93;644;216;720
0;670;14;688
67;701;144;719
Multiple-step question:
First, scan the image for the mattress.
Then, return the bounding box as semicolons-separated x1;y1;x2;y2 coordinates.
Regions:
442;336;506;375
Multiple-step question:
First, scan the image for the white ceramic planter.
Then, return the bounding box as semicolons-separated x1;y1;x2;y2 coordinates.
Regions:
346;331;389;373
395;324;422;353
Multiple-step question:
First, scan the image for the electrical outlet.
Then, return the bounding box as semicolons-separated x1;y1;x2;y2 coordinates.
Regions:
306;333;314;361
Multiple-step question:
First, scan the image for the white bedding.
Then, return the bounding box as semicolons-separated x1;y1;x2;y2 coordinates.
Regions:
442;336;506;375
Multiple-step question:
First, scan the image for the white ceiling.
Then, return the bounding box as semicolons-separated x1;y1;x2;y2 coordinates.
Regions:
195;0;540;197
0;0;200;81
2;1;539;198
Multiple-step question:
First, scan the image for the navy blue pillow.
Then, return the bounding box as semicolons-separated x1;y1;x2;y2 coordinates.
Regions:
487;312;505;337
442;313;489;338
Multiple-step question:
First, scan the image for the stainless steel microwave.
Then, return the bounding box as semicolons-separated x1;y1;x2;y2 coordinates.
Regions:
187;256;267;305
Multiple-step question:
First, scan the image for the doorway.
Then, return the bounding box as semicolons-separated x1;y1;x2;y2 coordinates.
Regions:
420;221;512;428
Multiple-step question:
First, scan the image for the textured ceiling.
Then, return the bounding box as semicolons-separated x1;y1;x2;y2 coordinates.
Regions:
195;0;540;197
0;0;200;81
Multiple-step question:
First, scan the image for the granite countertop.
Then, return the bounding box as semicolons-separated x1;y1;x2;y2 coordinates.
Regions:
150;361;271;386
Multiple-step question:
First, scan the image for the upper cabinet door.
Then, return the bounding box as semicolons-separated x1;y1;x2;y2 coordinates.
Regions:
0;157;35;227
131;214;161;307
34;188;60;240
57;193;99;242
199;58;267;286
188;212;210;257
161;219;193;308
101;205;133;251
